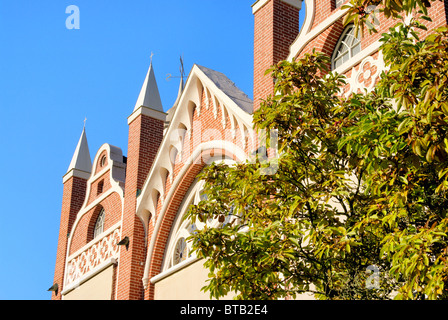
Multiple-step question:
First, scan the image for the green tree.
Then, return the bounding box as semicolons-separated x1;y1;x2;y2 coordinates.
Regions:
342;0;442;36
186;16;448;299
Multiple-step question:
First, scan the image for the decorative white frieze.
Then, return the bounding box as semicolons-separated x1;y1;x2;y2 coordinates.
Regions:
64;226;121;288
342;52;387;97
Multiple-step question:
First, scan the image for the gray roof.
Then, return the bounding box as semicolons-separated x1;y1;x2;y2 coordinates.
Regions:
196;64;253;114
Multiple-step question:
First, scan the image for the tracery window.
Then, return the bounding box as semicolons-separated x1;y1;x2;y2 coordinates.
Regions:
331;24;361;70
173;237;188;265
162;158;238;271
93;209;105;239
164;180;205;269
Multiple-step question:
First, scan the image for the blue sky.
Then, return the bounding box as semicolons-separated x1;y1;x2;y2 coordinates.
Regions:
0;0;304;300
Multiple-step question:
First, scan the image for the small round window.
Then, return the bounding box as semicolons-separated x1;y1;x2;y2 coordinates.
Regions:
100;155;107;167
173;237;188;265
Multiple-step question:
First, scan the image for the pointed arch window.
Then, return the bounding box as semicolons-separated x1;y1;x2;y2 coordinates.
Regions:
94;209;105;238
331;25;361;70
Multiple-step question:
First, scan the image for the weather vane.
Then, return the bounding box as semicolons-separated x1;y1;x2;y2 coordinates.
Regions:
166;55;185;81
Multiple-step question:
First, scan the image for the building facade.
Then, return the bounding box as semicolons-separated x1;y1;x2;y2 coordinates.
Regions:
51;0;448;300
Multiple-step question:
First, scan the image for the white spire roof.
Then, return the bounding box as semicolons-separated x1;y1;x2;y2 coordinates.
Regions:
133;61;163;112
67;126;92;174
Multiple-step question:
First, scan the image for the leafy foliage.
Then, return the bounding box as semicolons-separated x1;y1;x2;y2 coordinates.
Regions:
342;0;441;37
186;19;448;300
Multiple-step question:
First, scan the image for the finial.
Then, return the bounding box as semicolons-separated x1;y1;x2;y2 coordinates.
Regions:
166;55;186;82
150;52;154;65
83;117;87;129
180;54;185;78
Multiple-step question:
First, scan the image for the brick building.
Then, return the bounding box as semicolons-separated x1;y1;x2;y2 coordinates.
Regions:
51;0;448;300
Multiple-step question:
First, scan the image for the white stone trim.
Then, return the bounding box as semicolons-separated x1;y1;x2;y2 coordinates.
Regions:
333;40;381;75
137;140;249;225
282;0;303;9
158;160;232;276
134;64;253;229
284;0;384;87
134;62;255;289
66;144;125;238
141;141;249;289
67;222;122;261
128;105;167;124
252;0;303;14
160;179;202;272
63;222;121;294
287;0;347;61
63;144;126;291
341;49;386;97
61;257;118;295
150;256;200;284
62;168;91;183
193;66;253;125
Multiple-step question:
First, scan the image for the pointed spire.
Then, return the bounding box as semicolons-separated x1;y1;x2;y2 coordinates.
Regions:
133;54;163;112
164;56;185;132
170;56;185;113
67;126;92;175
173;70;185;108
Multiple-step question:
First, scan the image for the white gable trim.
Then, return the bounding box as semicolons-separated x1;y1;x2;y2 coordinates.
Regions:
134;64;253;229
63;168;91;183
287;0;349;61
128;105;167;125
141;140;250;289
65;143;126;259
252;0;303;14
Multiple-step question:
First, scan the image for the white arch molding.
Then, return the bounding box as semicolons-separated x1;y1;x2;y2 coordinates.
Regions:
141;143;247;289
161;157;237;273
134;64;253;233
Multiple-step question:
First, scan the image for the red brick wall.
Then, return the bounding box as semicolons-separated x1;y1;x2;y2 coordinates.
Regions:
94;150;108;175
85;170;112;206
117;112;164;300
52;175;87;300
143;81;252;299
159;87;249;206
144;156;205;300
310;0;339;30
296;0;448;66
254;0;301;111
68;191;123;254
53;0;447;301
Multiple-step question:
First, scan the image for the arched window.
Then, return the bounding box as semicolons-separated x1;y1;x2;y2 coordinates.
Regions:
173;237;188;265
335;0;344;8
93;209;105;238
331;25;361;70
162;158;238;272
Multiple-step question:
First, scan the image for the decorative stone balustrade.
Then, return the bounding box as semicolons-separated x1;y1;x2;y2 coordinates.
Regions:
64;224;121;290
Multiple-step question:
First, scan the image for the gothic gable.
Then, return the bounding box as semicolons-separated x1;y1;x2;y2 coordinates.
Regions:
135;64;254;228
